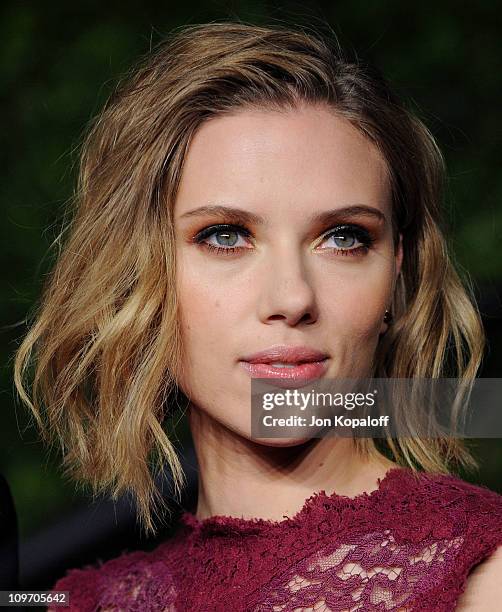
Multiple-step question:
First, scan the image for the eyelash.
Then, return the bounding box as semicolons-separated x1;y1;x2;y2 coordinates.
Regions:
192;223;376;257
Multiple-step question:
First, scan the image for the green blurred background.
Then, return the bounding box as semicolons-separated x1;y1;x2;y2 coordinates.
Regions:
1;0;501;544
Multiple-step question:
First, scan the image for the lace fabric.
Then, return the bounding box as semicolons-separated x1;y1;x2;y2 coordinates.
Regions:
50;467;502;611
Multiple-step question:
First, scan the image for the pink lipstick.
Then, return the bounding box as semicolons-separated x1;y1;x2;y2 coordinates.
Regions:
239;345;329;388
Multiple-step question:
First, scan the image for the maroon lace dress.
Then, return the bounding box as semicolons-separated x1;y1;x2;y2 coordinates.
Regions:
50;467;502;611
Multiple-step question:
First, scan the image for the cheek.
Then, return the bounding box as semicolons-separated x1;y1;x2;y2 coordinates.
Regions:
320;262;392;338
177;264;245;355
176;264;252;424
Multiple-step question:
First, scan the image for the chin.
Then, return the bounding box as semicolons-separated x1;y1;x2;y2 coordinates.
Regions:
250;436;314;448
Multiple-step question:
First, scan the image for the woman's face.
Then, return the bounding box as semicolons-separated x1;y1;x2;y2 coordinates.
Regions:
174;103;403;441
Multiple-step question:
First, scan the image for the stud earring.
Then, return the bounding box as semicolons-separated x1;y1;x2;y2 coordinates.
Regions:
383;309;393;324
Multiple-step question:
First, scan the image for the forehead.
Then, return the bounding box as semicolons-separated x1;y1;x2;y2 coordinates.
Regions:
174;104;391;220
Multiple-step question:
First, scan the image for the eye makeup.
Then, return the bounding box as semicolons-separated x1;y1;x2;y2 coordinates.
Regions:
189;222;378;258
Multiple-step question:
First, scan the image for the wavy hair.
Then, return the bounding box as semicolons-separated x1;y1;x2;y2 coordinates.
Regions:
13;20;485;532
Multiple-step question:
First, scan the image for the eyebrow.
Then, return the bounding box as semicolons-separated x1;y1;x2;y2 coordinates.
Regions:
179;204;386;225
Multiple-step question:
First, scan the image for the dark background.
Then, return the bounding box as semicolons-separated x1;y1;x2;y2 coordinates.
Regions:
1;0;501;591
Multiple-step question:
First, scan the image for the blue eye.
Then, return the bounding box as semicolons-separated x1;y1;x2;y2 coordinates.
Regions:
320;225;375;255
193;223;375;257
194;224;252;255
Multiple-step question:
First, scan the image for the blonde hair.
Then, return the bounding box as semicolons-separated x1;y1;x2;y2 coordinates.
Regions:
13;20;485;533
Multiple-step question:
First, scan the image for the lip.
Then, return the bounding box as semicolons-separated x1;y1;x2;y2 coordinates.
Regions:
239;360;329;389
240;345;329;364
239;345;330;389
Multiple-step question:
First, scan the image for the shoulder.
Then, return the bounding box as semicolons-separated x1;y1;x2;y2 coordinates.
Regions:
455;543;502;610
384;468;502;536
405;470;502;610
49;542;180;612
432;472;502;611
392;467;502;518
409;469;502;541
365;468;502;611
417;470;502;525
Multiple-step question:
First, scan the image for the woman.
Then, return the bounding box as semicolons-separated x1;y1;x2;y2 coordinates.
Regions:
14;20;502;611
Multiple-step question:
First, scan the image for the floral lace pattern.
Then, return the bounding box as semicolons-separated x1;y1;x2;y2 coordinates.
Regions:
51;467;502;611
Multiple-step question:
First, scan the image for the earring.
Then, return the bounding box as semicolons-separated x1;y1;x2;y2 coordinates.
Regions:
383;309;393;324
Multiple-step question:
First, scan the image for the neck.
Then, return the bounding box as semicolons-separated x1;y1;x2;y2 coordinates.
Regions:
188;405;396;522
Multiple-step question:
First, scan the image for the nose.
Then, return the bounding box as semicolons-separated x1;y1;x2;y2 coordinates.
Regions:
257;247;319;327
